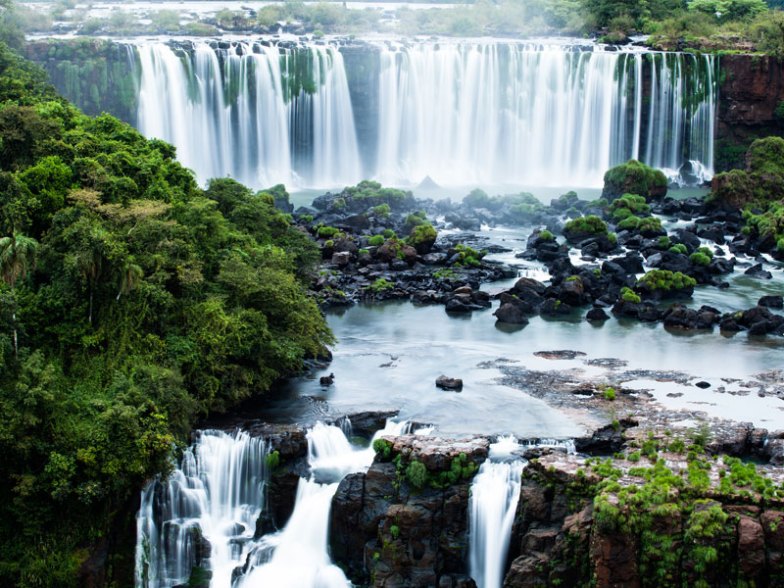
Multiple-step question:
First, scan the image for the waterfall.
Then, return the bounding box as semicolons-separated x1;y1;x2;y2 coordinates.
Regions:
136;420;413;587
136;41;361;189
236;419;411;587
469;436;525;588
134;430;269;588
128;40;717;191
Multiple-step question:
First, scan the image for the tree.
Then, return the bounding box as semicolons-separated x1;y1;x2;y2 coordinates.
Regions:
0;233;37;356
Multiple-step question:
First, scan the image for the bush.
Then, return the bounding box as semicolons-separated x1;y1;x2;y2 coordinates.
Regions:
317;225;339;239
602;160;668;201
406;223;437;253
564;215;609;239
637;270;697;294
405;460;428;489
368;235;385;247
603;387;617;401
620;286;642;304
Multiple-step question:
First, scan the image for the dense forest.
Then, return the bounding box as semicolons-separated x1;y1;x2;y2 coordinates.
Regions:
0;35;332;585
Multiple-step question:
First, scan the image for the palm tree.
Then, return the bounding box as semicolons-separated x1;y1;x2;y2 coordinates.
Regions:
0;234;38;357
116;259;143;301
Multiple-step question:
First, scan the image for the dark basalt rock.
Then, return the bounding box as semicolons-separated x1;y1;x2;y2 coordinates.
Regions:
745;263;773;279
574;418;637;455
586;307;610;322
759;295;784;309
494;302;530;325
436;375;464;391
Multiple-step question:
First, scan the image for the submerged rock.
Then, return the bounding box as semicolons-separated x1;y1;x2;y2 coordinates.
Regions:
436;375;464;391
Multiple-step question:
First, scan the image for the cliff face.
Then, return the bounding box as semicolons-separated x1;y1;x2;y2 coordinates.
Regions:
717;55;784;170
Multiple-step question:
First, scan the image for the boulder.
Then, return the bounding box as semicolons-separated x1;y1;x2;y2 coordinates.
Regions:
436;375;464;391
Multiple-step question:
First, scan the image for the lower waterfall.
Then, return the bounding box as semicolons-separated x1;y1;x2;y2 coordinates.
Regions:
469;436;525;588
134;420;410;587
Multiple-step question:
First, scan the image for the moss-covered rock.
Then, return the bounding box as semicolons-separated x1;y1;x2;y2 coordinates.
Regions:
602;160;668;202
636;270;697;299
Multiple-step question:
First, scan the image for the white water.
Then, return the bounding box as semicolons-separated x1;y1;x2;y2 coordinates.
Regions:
135;420;414;587
236;419;412;586
136;41;360;189
469;436;525;588
134;430;269;588
131;40;717;190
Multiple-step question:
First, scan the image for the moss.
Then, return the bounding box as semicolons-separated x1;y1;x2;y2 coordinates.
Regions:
609;193;651;220
368;278;394;293
368;234;385;247
603;387;617;401
372;203;391;217
637;270;697;293
265;450;281;470
563;215;609;238
373;438;393;460
406;223;437;252
602;160;668;201
538;229;555;241
668;243;688;254
317;225;339;239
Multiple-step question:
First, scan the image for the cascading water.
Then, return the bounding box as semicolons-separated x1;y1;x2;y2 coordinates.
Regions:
135;419;413;587
136;41;361;189
234;419;413;586
469;436;525;588
129;40;717;191
134;430;269;588
469;436;576;588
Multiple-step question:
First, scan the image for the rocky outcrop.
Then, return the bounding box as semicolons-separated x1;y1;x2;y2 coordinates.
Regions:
329;436;488;587
504;452;784;588
718;55;784;171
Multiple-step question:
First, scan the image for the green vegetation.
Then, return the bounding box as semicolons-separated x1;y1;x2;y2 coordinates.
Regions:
563;215;609;239
711;138;784;256
368;277;395;293
608;193;651;220
616;215;664;235
406;223;437;253
368;234;385;247
452;243;484;267
602;160;668;202
603;387;617;401
538;229;555;242
689;246;714;266
0;41;332;585
669;243;688;254
620;285;640;304
637;270;697;293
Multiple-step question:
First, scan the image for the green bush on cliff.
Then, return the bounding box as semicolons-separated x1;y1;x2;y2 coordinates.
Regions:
0;41;332;586
602;160;668;202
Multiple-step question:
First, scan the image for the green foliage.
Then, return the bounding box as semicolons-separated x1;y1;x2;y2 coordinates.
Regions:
689;247;714;266
373;438;393;460
602;160;668;202
538;229;555;241
368;278;394;293
637;270;697;292
688;0;767;21
317;225;339;239
563;215;609;237
603;387;617;401
453;243;484;267
609;193;651;220
405;460;428;489
265;450;281;470
368;234;385;247
0;40;333;586
406;223;437;252
371;203;391;218
669;243;688;254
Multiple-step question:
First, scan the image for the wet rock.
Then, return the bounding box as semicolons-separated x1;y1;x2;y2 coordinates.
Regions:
534;350;587;360
745;263;773;279
586;307;609;322
759;295;784;309
494;302;529;325
695;381;711;389
436;375;464;391
575;419;637;455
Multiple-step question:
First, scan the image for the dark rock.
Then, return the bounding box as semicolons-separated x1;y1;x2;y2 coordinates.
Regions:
586;307;610;322
575;419;637;455
320;373;335;386
533;350;587;360
436;375;464;391
745;263;773;279
759;295;784;309
494;303;530;325
695;381;711;389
